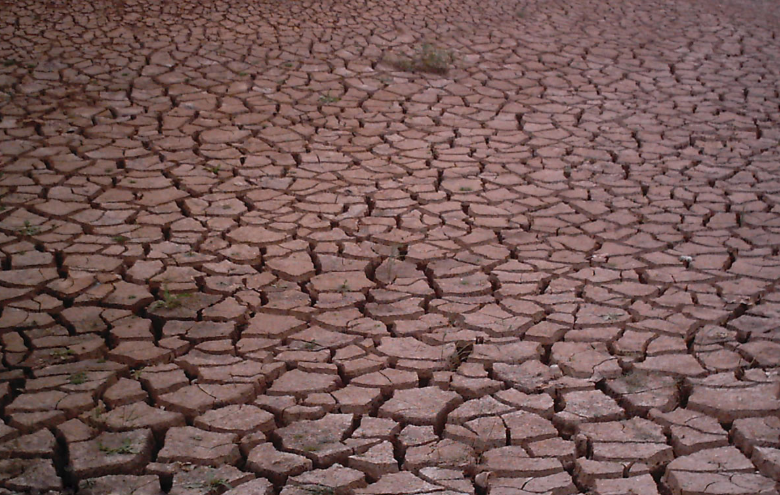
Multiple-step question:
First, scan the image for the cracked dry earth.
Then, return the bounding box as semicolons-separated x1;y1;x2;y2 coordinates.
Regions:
1;0;780;494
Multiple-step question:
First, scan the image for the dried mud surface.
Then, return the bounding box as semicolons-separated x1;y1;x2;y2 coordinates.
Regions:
1;0;780;494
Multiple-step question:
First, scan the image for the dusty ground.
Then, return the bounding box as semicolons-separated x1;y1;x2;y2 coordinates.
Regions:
0;0;780;493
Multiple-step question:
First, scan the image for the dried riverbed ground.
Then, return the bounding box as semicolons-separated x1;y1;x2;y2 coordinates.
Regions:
1;0;780;493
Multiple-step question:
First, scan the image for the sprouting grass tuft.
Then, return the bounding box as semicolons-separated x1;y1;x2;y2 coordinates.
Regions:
18;220;40;236
388;43;454;75
150;287;191;310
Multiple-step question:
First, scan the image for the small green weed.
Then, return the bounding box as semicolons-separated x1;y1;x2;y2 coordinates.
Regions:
51;348;74;360
205;165;221;174
150;288;191;310
69;371;88;385
98;438;136;455
318;92;341;104
18;220;40;236
112;235;128;244
90;404;106;421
